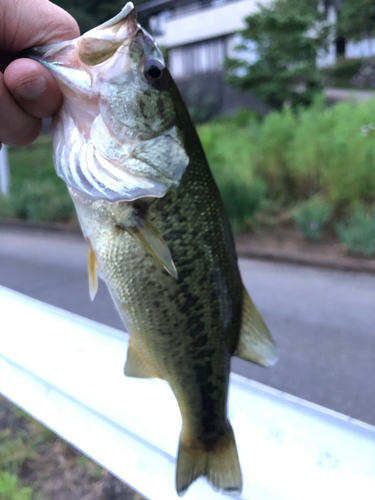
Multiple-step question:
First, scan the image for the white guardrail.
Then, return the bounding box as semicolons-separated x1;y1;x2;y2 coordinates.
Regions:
0;285;375;500
0;145;10;196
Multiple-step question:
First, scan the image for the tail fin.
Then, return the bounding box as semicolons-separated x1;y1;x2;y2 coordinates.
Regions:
176;426;242;496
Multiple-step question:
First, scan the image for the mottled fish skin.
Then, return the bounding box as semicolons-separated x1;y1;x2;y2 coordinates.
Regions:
27;3;277;494
71;97;243;445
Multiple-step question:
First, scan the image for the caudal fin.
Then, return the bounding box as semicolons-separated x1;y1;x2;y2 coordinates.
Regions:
176;426;242;496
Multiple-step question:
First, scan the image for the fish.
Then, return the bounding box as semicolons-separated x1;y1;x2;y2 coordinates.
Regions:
27;3;277;495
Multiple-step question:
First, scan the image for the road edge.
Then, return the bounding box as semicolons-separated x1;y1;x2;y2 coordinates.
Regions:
2;219;375;275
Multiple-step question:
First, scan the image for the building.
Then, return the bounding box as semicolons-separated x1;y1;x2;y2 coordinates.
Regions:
137;0;271;118
137;0;374;116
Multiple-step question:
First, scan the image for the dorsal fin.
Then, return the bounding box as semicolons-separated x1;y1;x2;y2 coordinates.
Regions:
235;287;278;367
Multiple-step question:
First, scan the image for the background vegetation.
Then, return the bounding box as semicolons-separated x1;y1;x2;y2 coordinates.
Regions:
1;0;374;255
225;0;331;109
0;395;144;499
2;97;375;255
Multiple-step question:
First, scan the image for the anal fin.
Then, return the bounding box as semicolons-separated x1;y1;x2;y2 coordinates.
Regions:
119;214;178;279
235;286;278;367
87;240;98;301
124;338;161;379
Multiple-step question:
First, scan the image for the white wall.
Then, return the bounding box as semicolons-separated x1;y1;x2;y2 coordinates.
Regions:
347;39;375;59
156;0;270;48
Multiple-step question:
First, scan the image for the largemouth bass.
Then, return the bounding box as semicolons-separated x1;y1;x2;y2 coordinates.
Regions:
28;3;277;495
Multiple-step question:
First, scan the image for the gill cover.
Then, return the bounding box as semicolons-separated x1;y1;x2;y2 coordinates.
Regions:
27;2;189;202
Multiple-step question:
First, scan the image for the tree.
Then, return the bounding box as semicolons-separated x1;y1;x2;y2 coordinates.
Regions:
225;0;331;109
339;0;375;46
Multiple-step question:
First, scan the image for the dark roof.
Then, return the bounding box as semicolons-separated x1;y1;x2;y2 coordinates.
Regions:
136;0;202;17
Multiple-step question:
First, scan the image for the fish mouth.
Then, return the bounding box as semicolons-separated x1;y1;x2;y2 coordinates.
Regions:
25;2;138;75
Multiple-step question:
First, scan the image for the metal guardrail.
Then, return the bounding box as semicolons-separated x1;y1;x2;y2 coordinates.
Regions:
0;145;10;196
0;285;375;499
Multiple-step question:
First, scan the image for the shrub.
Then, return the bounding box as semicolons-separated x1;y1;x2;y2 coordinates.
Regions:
10;180;75;222
336;207;375;256
216;176;267;232
0;195;15;219
263;98;375;206
322;58;364;88
198;119;267;231
252;107;297;201
351;57;375;89
294;197;333;239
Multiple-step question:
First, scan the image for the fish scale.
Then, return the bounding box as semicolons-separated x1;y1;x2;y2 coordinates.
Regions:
27;2;278;495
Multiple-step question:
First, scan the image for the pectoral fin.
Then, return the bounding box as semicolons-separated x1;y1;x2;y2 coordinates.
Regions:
235;287;278;367
121;216;178;279
124;338;161;379
87;240;98;301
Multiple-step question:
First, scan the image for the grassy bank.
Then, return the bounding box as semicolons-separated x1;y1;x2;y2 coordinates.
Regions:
1;97;375;255
0;395;145;500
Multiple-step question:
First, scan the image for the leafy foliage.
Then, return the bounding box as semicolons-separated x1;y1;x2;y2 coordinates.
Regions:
10;180;75;222
339;0;375;42
336;207;375;256
225;0;331;109
198;117;267;232
253;97;375;207
322;58;364;88
294;197;333;239
5;137;76;222
0;473;32;500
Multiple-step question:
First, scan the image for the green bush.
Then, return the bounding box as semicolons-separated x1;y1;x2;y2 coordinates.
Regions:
0;472;32;500
250;98;375;207
322;58;364;88
252;107;297;201
198;119;267;231
336;207;375;256
10;180;75;222
0;195;15;219
294;197;333;239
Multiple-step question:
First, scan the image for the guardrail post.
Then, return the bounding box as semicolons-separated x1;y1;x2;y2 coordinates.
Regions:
0;145;10;196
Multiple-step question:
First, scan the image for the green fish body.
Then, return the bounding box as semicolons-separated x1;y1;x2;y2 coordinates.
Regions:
28;3;277;495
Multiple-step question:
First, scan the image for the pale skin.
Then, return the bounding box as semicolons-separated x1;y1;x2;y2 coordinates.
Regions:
0;0;79;146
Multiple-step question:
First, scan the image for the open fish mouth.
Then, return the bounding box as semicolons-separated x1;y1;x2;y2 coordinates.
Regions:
26;2;138;95
27;3;137;66
25;3;189;203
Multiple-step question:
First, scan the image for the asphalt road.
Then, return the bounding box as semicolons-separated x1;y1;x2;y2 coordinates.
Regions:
1;227;374;425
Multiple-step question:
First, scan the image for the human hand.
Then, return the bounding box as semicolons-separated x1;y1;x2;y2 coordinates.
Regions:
0;0;79;146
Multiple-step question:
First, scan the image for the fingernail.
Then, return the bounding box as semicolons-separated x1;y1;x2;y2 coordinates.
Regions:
14;76;47;100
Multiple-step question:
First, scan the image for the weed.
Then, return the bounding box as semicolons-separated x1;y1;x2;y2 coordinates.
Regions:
76;456;103;478
0;472;32;500
336;207;375;256
294;198;333;239
0;433;35;475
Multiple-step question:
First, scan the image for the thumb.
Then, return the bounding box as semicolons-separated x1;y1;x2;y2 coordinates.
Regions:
0;0;80;53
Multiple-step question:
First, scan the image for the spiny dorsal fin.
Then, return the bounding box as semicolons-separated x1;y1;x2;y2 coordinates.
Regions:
87;239;98;301
119;215;178;279
235;287;278;367
124;338;161;379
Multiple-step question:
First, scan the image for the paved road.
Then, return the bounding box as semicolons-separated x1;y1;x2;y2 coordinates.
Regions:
1;227;374;425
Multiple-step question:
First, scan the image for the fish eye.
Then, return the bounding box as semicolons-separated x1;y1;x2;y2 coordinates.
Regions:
144;59;165;82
